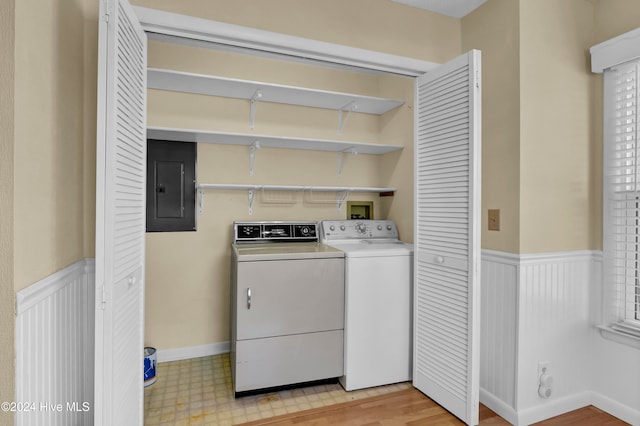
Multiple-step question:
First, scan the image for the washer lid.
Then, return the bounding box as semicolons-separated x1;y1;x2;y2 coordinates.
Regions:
233;242;344;261
324;241;414;257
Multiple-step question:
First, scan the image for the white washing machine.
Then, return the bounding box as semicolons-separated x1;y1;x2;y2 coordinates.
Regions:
320;220;413;391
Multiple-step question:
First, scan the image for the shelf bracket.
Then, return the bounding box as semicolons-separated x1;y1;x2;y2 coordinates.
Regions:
338;101;358;134
248;189;255;215
336;190;349;211
249;141;261;176
337;149;358;177
198;188;204;214
250;90;262;130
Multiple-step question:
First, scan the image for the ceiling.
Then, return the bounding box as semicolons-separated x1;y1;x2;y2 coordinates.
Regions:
391;0;487;18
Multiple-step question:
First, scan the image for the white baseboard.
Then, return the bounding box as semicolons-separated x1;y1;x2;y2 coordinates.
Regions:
516;391;591;426
480;388;518;425
592;391;640;426
155;341;230;362
481;387;639;426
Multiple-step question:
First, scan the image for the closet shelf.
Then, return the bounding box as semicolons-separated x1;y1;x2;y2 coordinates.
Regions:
147;127;403;155
147;68;405;115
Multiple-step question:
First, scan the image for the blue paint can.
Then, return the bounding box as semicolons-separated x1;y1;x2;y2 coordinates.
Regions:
144;347;157;387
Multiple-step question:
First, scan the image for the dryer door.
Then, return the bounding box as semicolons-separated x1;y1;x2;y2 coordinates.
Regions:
235;258;344;339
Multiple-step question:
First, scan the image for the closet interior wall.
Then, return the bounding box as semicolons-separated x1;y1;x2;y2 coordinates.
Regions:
144;39;415;353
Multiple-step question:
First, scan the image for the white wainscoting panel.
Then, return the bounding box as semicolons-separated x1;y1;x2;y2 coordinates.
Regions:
15;259;95;426
479;250;624;426
516;251;597;425
480;250;518;423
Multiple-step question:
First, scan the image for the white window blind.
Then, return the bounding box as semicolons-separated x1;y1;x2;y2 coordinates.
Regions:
604;60;640;334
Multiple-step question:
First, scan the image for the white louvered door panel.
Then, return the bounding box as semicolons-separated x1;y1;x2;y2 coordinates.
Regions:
95;0;147;425
413;50;481;426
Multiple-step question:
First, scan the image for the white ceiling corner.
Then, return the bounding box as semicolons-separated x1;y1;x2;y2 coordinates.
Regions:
391;0;487;18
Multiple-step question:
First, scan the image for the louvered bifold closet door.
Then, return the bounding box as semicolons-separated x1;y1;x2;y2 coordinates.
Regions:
604;60;640;331
95;0;147;425
413;50;481;426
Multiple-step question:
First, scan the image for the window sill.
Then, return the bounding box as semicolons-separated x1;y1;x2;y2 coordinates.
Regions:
597;323;640;349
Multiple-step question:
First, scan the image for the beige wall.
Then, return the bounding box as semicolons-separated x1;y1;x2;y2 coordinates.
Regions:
83;0;99;260
463;0;599;254
519;0;597;253
0;0;15;423
379;73;418;236
462;0;521;253
136;0;461;350
593;0;640;43
13;0;94;291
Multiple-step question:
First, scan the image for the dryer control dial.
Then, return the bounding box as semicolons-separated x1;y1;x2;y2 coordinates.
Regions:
355;222;368;234
300;226;311;236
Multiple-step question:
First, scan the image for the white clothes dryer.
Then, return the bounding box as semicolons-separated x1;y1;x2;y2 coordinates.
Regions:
320;220;413;391
231;221;345;396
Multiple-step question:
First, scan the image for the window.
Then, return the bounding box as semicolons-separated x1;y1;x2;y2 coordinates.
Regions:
604;61;640;329
593;27;640;345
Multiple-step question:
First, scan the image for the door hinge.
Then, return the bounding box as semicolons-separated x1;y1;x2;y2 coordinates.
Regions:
103;0;112;23
99;285;107;310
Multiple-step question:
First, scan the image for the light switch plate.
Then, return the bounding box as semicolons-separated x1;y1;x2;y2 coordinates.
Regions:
488;209;500;231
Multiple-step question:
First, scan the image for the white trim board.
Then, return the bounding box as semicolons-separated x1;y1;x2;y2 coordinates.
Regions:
591;27;640;73
481;248;601;265
133;6;439;77
155;342;230;363
508;390;640;426
16;258;95;315
479;388;518;425
592;391;640;426
517;392;592;426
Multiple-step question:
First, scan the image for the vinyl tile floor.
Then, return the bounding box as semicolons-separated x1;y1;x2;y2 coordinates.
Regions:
143;354;412;426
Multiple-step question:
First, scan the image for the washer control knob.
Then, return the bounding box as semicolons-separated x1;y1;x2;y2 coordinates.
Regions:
387;225;393;231
340;225;346;231
355;222;367;234
329;225;335;231
377;225;383;231
300;226;310;235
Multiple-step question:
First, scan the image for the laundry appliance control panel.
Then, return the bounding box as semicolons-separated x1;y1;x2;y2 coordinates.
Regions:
321;220;399;240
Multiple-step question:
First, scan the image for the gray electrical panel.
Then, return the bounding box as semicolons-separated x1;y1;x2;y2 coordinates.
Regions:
146;140;196;232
